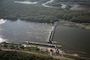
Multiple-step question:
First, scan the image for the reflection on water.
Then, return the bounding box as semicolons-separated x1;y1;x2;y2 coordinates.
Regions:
0;19;52;43
54;24;90;57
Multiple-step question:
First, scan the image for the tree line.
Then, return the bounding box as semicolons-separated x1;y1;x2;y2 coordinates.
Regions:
0;0;90;23
0;50;60;60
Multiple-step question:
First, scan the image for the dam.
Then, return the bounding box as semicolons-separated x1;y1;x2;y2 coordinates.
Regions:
48;24;58;44
23;23;61;48
24;41;61;48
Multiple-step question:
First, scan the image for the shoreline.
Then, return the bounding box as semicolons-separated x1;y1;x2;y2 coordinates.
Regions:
0;42;90;60
1;18;90;30
76;23;90;30
58;20;90;30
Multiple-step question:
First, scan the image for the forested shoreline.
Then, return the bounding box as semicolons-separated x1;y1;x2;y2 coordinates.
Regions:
0;0;90;23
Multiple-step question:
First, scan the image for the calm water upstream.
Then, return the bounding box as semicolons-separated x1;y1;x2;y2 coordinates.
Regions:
54;24;90;57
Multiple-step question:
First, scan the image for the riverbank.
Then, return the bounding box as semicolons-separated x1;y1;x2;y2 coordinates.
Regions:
1;42;90;60
1;0;90;23
76;23;90;30
0;50;60;60
58;20;90;30
0;42;76;60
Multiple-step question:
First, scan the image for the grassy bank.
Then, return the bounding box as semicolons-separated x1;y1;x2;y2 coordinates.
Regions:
0;50;60;60
76;23;90;30
58;20;90;30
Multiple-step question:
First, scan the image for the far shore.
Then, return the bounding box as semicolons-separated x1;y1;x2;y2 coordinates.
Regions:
58;20;90;30
0;18;90;30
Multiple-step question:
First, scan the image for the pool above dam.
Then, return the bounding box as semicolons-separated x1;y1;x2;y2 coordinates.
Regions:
0;19;53;43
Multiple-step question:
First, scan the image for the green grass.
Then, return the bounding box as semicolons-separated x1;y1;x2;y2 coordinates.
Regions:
0;50;60;60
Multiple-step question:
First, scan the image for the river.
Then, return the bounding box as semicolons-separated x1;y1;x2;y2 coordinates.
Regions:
54;23;90;57
14;0;54;7
42;0;54;8
0;19;52;43
14;0;90;10
14;1;38;4
0;19;90;57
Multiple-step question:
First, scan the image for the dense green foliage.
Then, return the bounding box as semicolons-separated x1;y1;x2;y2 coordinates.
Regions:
56;0;90;2
1;42;40;51
0;0;90;23
49;0;90;8
0;50;59;60
24;46;40;51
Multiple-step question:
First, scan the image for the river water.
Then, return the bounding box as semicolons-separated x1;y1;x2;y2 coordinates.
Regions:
0;19;52;43
54;24;90;57
0;19;90;57
42;0;54;7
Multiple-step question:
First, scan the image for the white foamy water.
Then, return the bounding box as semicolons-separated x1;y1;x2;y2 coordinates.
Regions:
14;1;38;4
0;37;6;43
0;19;7;25
42;0;54;7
